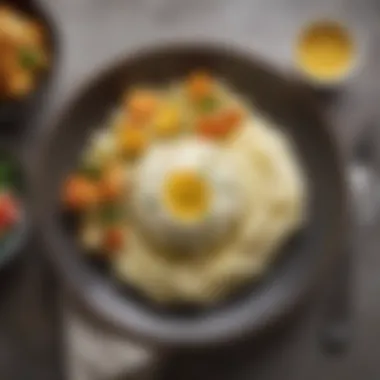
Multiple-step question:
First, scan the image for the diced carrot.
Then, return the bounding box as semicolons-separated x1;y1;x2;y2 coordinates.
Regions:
113;114;135;131
62;175;98;210
186;71;214;101
220;107;244;130
197;114;223;139
125;89;159;123
103;227;125;252
196;107;244;140
99;164;125;201
119;128;148;159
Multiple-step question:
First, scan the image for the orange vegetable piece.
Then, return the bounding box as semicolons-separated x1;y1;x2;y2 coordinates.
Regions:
221;107;244;130
103;227;125;252
186;71;214;101
62;176;98;210
8;70;35;97
114;116;137;132
99;164;125;202
125;89;158;123
119;128;148;159
197;107;244;140
197;114;223;139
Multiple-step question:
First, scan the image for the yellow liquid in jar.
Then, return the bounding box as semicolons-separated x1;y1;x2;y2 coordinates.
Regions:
296;21;355;80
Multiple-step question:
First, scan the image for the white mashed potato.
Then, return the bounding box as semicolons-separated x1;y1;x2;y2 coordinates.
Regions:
113;116;307;303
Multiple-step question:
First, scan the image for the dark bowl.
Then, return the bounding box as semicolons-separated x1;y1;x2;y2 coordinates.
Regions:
0;0;60;131
33;43;349;347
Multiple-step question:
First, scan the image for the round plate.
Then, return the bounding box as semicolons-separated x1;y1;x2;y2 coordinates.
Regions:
34;43;349;347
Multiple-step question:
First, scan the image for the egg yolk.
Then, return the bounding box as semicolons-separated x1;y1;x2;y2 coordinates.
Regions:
296;21;354;80
163;170;210;222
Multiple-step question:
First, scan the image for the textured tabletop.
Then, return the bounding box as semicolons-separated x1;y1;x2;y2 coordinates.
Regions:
5;0;380;379
41;0;380;153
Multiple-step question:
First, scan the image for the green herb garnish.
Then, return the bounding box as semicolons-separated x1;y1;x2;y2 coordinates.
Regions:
19;47;42;70
99;203;124;225
79;163;102;181
197;96;220;114
0;162;14;189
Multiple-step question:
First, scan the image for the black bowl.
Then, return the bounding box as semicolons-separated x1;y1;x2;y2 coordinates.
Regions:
33;43;349;347
0;0;60;131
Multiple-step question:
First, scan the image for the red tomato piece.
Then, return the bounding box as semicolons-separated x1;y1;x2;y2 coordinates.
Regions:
0;191;20;232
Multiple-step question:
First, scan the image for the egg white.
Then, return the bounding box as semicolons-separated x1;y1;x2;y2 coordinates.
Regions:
131;137;245;254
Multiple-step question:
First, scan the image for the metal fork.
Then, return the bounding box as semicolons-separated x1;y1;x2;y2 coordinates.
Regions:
319;123;380;355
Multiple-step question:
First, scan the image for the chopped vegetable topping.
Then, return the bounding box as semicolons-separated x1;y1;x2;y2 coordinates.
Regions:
0;162;13;187
99;203;124;225
113;115;137;132
63;72;250;266
197;96;220;114
0;191;20;233
103;227;125;252
119;128;148;159
80;223;102;251
186;71;214;101
125;89;159;123
197;107;244;139
222;107;245;130
62;176;99;210
18;46;43;70
79;163;102;181
0;5;49;99
153;104;181;137
99;164;126;202
196;114;223;139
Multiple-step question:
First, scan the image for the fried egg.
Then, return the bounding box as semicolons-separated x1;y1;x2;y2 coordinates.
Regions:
131;138;244;254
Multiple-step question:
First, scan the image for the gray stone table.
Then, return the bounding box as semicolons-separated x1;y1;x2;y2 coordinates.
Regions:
6;0;380;379
39;0;380;154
